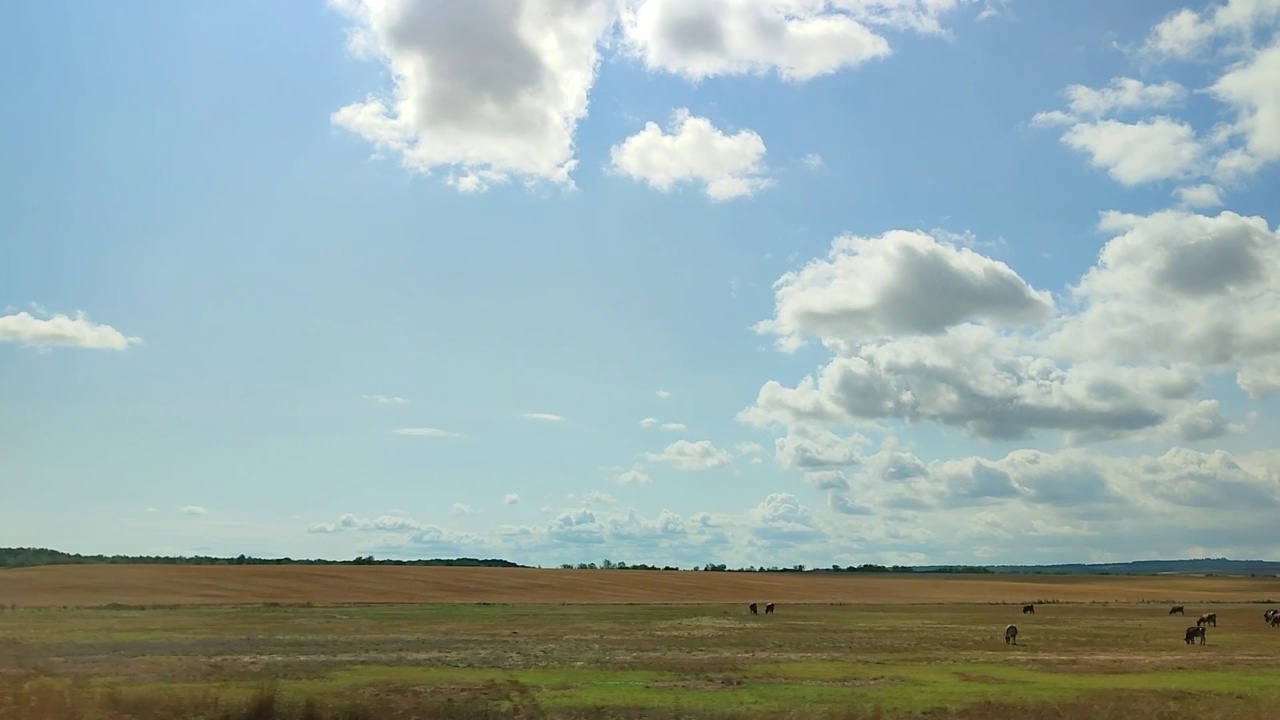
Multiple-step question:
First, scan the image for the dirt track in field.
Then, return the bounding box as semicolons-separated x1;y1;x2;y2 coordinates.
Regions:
5;565;1280;607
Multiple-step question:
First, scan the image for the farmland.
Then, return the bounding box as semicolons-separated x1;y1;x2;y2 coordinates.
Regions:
3;566;1280;719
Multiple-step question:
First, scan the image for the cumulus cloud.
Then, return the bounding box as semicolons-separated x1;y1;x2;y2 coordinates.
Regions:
330;0;618;192
1035;11;1280;188
180;505;209;516
609;108;774;200
754;229;1055;351
742;207;1271;444
645;439;732;470
616;0;986;82
504;493;521;505
639;417;659;428
656;390;671;399
0;309;140;350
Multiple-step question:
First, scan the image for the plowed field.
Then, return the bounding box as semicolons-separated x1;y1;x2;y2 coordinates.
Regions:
4;564;1280;607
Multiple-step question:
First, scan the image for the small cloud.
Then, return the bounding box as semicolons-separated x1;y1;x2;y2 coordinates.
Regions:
523;412;567;422
393;427;463;438
180;505;208;516
640;417;658;428
614;469;653;486
452;503;478;515
503;493;520;505
656;390;671;399
363;394;409;405
0;308;141;350
802;153;824;169
661;422;687;431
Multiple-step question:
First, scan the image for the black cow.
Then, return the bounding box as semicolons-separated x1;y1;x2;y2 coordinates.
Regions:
1169;605;1184;615
764;602;775;614
1271;614;1280;628
1022;604;1035;614
1004;624;1018;645
1185;626;1206;645
1197;612;1217;627
748;602;758;615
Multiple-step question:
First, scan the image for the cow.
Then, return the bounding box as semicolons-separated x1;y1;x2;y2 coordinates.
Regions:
1169;605;1185;615
764;602;775;615
748;602;758;615
1022;604;1035;614
1185;625;1206;645
1197;612;1217;627
1004;624;1018;645
1270;613;1280;628
1264;609;1278;623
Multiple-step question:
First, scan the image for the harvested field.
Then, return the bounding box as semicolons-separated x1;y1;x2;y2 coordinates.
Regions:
5;565;1280;607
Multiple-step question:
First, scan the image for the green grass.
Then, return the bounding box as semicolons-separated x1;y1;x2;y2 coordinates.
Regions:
2;601;1279;718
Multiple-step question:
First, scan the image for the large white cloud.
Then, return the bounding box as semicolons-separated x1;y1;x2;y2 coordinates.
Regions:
0;309;140;350
329;0;618;192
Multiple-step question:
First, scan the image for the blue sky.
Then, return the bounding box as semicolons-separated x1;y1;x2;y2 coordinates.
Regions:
3;0;1279;568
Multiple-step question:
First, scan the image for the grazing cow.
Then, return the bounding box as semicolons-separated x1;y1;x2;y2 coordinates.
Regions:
1022;604;1035;614
1197;612;1217;627
1004;624;1018;645
764;602;775;615
1169;605;1185;615
1185;626;1206;645
1264;609;1278;623
748;602;758;615
1270;614;1280;628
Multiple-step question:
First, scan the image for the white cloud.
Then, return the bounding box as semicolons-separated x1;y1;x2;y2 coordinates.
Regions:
393;427;463;438
180;505;208;516
645;439;732;471
451;503;478;515
1141;0;1280;60
1050;208;1280;399
1173;183;1225;208
660;422;686;431
523;412;567;422
639;417;659;428
1207;39;1280;181
742;209;1271;443
504;493;521;505
754;229;1055;351
0;309;140;350
802;152;824;169
1059;117;1206;186
362;394;408;405
613;468;654;486
656;390;671;399
1051;77;1187;121
609;108;774;200
330;0;618;192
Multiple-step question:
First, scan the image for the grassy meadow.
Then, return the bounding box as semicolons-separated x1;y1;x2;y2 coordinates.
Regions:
4;579;1280;719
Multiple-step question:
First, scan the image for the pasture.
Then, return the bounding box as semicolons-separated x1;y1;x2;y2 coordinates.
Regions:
3;567;1280;719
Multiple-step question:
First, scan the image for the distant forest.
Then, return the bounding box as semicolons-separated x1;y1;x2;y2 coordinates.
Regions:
4;548;1278;576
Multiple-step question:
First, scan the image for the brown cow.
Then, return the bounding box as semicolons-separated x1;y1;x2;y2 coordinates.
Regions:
1185;625;1206;645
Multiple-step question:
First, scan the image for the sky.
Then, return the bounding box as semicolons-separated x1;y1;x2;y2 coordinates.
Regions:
2;0;1279;569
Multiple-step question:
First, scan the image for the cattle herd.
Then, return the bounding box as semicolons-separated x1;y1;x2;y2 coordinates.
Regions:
748;602;1279;646
1000;603;1280;648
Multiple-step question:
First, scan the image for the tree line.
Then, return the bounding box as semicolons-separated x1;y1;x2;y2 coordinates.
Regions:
1;547;991;573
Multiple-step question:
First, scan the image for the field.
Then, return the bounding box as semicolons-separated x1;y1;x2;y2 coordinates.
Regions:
3;566;1280;719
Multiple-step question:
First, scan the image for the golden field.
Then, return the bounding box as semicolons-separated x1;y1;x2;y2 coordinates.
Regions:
4;564;1280;607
